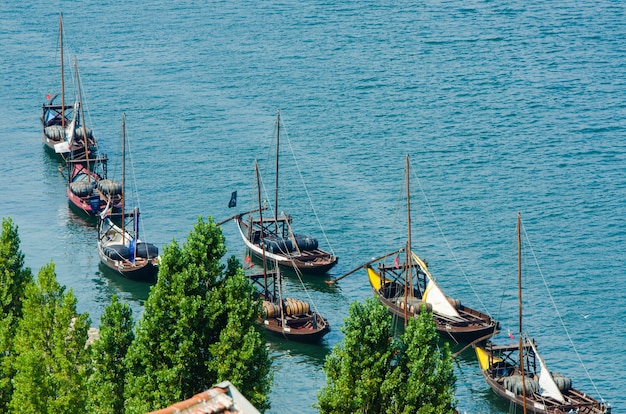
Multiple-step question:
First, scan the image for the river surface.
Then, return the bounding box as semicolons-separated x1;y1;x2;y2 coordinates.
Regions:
1;1;624;412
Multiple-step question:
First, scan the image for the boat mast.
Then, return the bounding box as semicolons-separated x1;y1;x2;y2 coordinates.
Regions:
404;154;413;327
517;212;527;414
256;160;269;297
75;58;90;174
274;110;280;233
276;259;286;335
121;114;126;237
60;12;65;128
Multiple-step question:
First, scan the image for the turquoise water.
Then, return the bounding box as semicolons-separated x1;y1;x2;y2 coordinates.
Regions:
1;1;624;412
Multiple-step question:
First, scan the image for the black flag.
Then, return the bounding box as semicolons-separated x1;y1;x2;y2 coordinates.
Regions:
228;191;237;208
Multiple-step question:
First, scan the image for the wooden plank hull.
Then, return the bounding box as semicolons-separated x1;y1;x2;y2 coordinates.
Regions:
97;218;159;282
67;186;101;217
476;347;611;414
236;216;337;275
367;266;499;343
66;163;122;217
98;250;158;282
260;313;330;342
42;132;93;161
41;103;96;160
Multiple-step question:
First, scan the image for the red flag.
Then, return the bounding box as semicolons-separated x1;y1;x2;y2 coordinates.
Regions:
508;330;514;340
46;93;51;100
245;255;251;264
394;255;399;269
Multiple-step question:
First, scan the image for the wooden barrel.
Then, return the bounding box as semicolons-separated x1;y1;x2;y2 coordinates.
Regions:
284;298;310;316
446;297;461;309
504;375;538;395
552;372;572;391
262;301;280;318
398;298;432;314
69;181;94;197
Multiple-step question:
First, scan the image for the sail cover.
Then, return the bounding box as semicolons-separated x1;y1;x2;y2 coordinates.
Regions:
528;339;565;403
412;252;460;318
54;101;78;153
66;101;79;147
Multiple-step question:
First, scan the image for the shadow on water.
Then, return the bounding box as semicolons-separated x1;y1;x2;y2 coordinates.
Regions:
96;262;152;304
67;208;98;229
41;145;67;167
245;253;342;295
281;269;342;295
449;339;525;414
265;334;331;369
41;150;68;186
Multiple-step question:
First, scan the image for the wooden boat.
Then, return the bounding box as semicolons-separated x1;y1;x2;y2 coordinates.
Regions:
41;13;96;160
473;213;611;414
234;110;337;275
236;214;337;275
365;154;499;343
66;60;121;217
97;210;159;282
96;115;159;282
66;158;117;217
247;269;330;342
245;161;329;341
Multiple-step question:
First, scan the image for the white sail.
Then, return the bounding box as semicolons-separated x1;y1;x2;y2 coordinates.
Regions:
54;141;70;154
65;101;79;147
53;101;78;154
413;252;460;318
529;339;565;403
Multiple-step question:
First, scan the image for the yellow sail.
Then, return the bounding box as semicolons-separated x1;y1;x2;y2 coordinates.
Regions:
367;266;383;290
475;346;501;371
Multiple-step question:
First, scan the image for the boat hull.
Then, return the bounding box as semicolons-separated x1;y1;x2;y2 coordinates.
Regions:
42;133;94;161
97;249;158;282
475;347;611;414
236;216;337;275
97;218;159;282
66;163;121;217
367;266;499;343
42;135;70;161
260;313;330;342
67;186;102;217
41;104;96;161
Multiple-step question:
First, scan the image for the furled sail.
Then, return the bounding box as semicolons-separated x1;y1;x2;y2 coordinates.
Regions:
66;101;78;147
413;252;460;318
53;101;78;153
528;338;565;403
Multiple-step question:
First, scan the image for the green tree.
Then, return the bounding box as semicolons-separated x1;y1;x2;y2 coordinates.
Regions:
317;298;397;413
0;218;33;410
396;310;456;414
317;298;456;414
9;262;91;414
87;295;135;414
208;268;272;411
124;217;271;413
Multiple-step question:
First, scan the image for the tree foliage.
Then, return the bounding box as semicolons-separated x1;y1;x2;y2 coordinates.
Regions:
317;297;397;413
0;218;33;410
208;267;272;411
87;295;135;414
396;310;456;414
123;217;271;413
317;298;456;414
9;262;91;414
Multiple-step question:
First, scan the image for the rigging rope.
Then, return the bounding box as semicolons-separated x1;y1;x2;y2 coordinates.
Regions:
289;262;322;318
124;124;149;240
407;158;492;316
520;219;605;402
279;113;336;258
